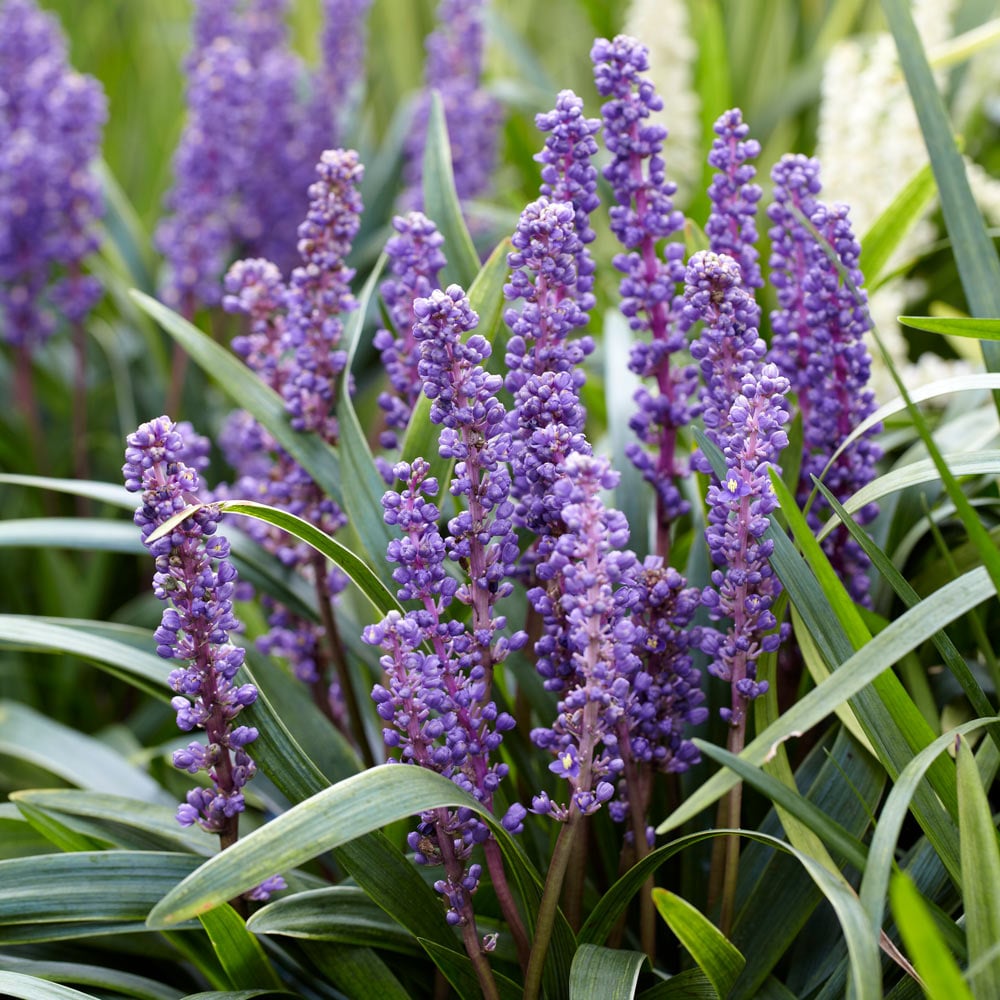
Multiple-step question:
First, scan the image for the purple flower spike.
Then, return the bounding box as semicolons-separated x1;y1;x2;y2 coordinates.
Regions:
0;0;106;348
768;154;881;605
592;34;694;554
374;212;447;458
318;0;373;141
706;109;764;299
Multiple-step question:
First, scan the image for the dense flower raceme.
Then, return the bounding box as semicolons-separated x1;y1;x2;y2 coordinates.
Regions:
364;286;526;926
404;0;503;208
221;150;363;699
0;0;106;348
768;154;881;605
592;34;693;551
373;211;448;464
157;0;370;309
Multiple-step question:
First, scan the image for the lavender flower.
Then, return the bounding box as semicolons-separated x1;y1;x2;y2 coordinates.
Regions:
0;0;106;348
705;109;763;299
768;154;881;605
592;34;694;555
403;0;502;207
365;285;525;930
317;0;373;142
373;211;447;459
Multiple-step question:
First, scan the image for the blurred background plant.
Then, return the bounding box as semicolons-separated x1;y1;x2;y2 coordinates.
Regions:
2;0;1000;997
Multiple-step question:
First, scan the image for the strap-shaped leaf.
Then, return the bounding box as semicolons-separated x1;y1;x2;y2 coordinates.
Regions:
0;973;103;1000
568;944;648;1000
0;955;178;1000
199;904;283;992
651;891;744;999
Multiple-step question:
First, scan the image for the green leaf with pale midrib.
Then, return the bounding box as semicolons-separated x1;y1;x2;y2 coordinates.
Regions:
568;944;648;1000
199;905;283;992
0;957;180;1000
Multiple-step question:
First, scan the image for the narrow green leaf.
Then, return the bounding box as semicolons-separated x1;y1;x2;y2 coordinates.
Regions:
858;717;999;935
299;941;412;1000
180;993;293;999
957;734;1000;997
422;90;480;288
569;944;648;1000
246;886;420;954
0;615;169;701
129;290;344;508
419;938;525;1000
0;701;170;804
0;955;180;1000
199;905;283;992
0;852;201;930
144;765;549;945
0;474;132;509
0;973;103;1000
10;790;211;856
898;315;1000;341
0;518;144;555
469;236;513;354
860;164;936;287
693;740;869;872
651;890;744;998
889;873;975;1000
10;801;109;854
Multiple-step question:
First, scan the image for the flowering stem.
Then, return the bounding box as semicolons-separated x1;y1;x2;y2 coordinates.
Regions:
620;737;655;959
718;721;746;938
312;552;375;768
483;836;531;971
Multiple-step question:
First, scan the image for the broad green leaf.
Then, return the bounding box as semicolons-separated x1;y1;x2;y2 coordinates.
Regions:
637;967;716;998
899;315;1000;341
422;90;479;288
0;973;103;1000
889;874;974;1000
0;954;181;1000
0;852;201;935
693;741;868;873
10;800;109;854
860;164;936;287
199;905;283;992
419;938;525;1000
129;290;345;509
568;944;648;1000
0;615;169;701
246;886;420;954
956;734;1000;997
652;891;744;999
10;790;211;856
0;701;170;804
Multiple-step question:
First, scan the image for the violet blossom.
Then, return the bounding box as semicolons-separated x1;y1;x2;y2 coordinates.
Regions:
0;0;106;348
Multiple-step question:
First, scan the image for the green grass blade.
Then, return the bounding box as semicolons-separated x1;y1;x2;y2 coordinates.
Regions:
129;290;344;509
957;734;1000;997
198;905;283;992
899;315;1000;341
0;956;179;1000
0;475;132;509
0;974;103;1000
422;90;480;288
889;873;975;1000
299;941;413;1000
568;944;648;1000
651;890;744;998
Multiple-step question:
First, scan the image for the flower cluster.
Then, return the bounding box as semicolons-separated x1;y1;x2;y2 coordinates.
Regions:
122;418;257;832
768;154;881;605
0;0;106;348
365;286;526;928
221;151;363;706
592;34;694;553
157;0;371;310
403;0;503;208
373;211;448;462
317;0;373;142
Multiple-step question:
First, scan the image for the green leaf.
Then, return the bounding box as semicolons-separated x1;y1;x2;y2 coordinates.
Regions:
422;90;480;288
693;741;869;873
0;701;170;804
860;164;936;288
10;790;211;856
419;938;525;1000
153;500;402;619
129;290;344;509
0;973;103;1000
199;905;283;992
246;886;420;954
298;941;412;1000
179;993;293;999
889;873;975;1000
469;236;513;356
0;475;133;509
0;955;180;1000
652;890;744;998
898;315;1000;341
0;852;201;936
569;944;648;1000
956;734;1000;997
